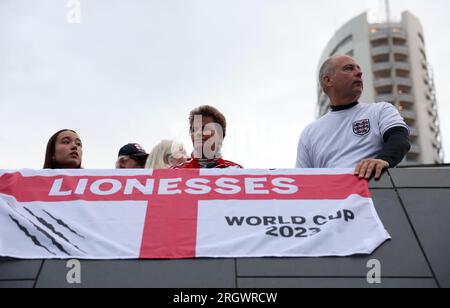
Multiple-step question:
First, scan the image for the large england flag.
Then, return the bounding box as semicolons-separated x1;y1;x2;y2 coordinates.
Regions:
0;169;390;259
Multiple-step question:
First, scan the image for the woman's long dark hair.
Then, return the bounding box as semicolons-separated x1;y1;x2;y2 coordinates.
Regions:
43;129;81;169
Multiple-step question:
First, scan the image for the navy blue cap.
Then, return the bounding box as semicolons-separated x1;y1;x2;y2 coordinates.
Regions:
118;143;149;158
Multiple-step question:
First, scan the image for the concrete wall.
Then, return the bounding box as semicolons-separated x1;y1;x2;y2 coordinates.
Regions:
1;168;449;288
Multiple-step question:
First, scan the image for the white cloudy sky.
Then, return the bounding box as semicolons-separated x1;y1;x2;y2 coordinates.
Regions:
0;0;449;169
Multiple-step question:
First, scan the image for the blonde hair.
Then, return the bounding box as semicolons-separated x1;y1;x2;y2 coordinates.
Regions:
145;140;187;169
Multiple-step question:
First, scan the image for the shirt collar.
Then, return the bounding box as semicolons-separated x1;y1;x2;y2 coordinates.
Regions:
330;101;359;112
190;152;223;168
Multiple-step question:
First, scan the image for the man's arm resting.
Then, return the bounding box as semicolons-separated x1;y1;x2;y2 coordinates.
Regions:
355;127;410;180
376;126;411;168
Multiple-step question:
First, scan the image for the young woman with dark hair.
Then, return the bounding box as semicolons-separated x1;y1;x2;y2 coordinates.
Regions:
43;129;83;169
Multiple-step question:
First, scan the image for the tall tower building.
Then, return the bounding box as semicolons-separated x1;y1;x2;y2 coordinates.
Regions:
317;11;444;165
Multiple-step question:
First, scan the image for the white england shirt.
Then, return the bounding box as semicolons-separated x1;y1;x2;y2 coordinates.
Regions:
296;102;409;168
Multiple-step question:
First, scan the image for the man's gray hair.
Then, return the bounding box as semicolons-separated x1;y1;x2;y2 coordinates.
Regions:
319;57;336;93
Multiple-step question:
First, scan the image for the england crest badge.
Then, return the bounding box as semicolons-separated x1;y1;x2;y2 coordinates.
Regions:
352;119;371;136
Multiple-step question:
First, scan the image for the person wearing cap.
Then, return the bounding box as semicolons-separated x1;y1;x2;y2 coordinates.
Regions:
116;143;149;169
172;105;243;169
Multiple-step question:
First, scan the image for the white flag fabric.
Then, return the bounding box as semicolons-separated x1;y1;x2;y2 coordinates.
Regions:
0;169;390;259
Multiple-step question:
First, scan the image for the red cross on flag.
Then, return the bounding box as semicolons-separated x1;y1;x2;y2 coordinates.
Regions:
0;169;390;259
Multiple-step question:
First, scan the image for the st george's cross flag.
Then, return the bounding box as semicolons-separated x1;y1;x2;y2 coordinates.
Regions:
0;169;390;259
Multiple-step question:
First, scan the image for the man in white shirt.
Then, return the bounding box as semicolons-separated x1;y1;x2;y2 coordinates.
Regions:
296;55;410;180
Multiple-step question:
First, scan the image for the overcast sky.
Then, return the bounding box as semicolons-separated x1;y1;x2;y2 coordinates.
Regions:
1;0;449;169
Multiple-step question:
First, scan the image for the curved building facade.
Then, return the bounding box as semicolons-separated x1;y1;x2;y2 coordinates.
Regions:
317;11;444;165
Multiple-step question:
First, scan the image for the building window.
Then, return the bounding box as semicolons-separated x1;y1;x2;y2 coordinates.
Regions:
329;35;353;57
398;85;411;94
377;86;393;95
406;154;419;161
394;53;408;62
418;32;425;45
393;38;407;46
396;69;410;78
400;100;413;109
422;62;428;71
420;48;427;60
374;70;391;79
373;54;390;63
371;38;389;48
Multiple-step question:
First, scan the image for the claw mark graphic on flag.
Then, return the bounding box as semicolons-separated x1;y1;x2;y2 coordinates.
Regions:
4;198;87;257
23;207;87;254
8;214;56;256
42;209;85;239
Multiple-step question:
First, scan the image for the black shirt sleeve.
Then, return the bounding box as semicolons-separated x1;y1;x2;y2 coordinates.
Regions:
376;127;411;168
